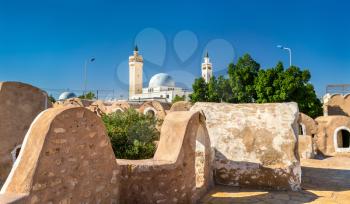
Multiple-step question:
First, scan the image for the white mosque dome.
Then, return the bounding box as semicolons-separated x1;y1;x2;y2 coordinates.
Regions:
58;92;77;100
149;73;175;88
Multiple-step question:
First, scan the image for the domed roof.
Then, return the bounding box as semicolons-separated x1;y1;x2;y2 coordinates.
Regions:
58;92;77;100
149;73;175;88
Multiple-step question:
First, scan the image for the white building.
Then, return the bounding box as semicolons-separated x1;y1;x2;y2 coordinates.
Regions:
201;52;213;83
128;47;212;103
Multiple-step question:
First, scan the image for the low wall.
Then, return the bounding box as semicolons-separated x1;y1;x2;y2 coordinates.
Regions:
0;82;50;187
118;111;213;204
191;102;301;191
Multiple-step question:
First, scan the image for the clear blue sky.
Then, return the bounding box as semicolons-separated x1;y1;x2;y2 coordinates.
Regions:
0;0;349;98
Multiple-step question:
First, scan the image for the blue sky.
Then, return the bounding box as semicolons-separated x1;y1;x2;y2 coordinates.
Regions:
0;0;349;98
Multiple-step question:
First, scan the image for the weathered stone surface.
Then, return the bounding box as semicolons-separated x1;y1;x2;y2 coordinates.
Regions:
0;82;50;187
298;113;317;136
0;107;119;203
118;111;213;204
297;113;317;159
53;98;94;108
298;135;314;159
315;115;350;156
170;101;192;112
191;102;301;191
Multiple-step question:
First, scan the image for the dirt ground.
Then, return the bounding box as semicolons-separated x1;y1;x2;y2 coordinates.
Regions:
200;156;350;204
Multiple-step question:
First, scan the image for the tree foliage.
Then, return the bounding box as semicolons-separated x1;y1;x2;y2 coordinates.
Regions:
102;109;160;159
189;53;322;118
172;95;185;103
48;94;56;103
190;77;208;103
78;91;96;100
228;54;260;103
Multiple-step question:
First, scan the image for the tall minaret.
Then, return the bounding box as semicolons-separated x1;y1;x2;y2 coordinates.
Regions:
201;51;213;83
129;45;143;97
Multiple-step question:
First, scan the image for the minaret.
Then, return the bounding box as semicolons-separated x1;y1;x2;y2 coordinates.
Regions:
201;51;213;83
129;45;143;98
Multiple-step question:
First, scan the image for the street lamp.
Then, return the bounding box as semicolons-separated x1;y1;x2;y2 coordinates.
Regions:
83;57;95;96
277;45;292;67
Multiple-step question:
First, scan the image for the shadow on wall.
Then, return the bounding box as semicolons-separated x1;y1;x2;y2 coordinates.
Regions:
200;185;319;204
328;106;349;117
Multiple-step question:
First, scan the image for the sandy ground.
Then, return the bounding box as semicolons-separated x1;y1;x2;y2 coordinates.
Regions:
200;157;350;204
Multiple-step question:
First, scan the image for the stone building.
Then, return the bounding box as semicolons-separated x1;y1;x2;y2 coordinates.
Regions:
0;82;50;187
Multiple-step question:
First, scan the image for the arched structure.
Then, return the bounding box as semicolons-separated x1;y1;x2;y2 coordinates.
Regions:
315;115;350;156
297;113;317;158
86;100;108;117
333;126;350;152
0;107;119;203
107;101;142;114
53;98;85;108
170;101;192;112
138;101;171;120
0;82;50;187
0;107;213;203
118;111;212;203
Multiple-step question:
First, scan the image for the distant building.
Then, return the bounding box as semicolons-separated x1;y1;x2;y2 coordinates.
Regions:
128;46;192;103
201;51;213;83
58;92;76;101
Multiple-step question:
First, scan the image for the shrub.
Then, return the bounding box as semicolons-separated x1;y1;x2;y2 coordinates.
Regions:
102;109;160;159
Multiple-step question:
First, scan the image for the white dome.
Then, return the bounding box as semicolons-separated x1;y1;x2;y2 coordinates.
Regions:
148;73;175;88
58;92;76;100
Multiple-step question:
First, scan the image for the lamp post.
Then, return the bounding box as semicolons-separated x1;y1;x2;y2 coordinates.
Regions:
83;57;95;96
277;45;292;67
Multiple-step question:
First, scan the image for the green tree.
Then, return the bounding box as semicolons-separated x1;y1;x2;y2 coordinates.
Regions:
102;109;160;159
217;75;233;102
228;54;260;103
190;77;208;103
207;76;220;102
78;91;96;100
255;62;322;118
48;94;56;103
172;95;185;103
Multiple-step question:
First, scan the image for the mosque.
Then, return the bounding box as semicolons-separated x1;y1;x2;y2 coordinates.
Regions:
128;46;213;103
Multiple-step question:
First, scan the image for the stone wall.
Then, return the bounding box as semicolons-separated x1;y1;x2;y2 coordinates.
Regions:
315;115;350;156
170;101;192;112
191;102;301;191
118;111;213;204
0;107;119;203
0;82;50;187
